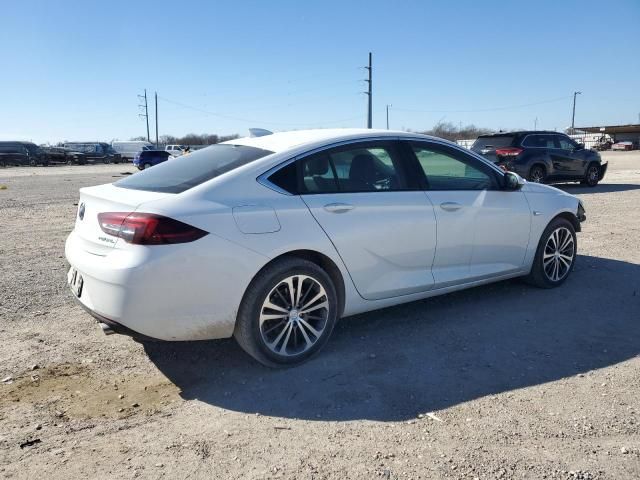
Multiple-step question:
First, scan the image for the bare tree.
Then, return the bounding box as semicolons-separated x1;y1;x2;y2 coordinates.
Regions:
419;122;494;141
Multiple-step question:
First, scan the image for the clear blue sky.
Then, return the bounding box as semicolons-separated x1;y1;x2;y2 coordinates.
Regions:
1;0;639;143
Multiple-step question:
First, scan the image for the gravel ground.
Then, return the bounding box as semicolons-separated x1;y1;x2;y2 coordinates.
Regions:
1;153;639;479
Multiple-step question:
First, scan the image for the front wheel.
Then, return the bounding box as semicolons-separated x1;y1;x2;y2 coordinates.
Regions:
234;258;338;367
584;164;600;187
524;217;577;288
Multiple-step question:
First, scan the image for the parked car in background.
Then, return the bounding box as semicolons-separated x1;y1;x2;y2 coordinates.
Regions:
63;142;122;163
165;144;187;157
41;146;87;165
611;141;634;151
112;141;153;160
133;149;171;169
0;141;48;167
65;129;586;366
471;131;607;186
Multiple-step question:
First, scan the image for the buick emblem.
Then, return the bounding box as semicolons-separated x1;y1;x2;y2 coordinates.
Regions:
78;202;85;220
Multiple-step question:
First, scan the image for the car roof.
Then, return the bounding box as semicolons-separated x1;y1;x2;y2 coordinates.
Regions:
223;128;440;153
478;130;565;138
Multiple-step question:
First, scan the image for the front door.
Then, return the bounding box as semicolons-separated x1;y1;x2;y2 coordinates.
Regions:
299;141;437;300
407;141;531;287
555;135;586;179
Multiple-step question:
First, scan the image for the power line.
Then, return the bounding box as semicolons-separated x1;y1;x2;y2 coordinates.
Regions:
156;95;364;127
392;95;573;114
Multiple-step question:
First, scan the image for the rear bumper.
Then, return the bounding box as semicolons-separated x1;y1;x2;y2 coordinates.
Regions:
64;229;267;341
72;295;155;341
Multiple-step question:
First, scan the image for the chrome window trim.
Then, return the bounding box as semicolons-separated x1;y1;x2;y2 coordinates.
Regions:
256;134;506;195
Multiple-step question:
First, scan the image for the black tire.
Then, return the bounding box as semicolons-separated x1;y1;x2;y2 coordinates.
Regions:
524;217;577;288
585;163;600;187
234;257;338;367
29;158;37;167
528;164;546;183
142;162;152;170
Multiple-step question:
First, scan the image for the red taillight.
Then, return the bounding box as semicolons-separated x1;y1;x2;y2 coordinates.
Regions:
495;147;523;157
97;212;208;245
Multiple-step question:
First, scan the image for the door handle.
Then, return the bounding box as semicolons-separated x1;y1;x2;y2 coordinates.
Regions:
440;202;463;212
323;203;355;214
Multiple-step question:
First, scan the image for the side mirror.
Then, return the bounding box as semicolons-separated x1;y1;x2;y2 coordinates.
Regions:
503;171;524;191
574;143;585;151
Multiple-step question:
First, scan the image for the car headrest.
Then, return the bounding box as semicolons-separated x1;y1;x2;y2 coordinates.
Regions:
349;154;377;182
306;155;329;176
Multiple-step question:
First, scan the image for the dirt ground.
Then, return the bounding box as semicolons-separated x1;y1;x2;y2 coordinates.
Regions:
1;152;639;479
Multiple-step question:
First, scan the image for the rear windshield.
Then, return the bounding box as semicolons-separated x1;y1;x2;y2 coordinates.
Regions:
471;135;515;151
115;144;274;193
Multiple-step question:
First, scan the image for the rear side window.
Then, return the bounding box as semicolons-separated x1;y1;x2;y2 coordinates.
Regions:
302;143;409;193
116;144;273;193
471;136;515;151
522;134;559;148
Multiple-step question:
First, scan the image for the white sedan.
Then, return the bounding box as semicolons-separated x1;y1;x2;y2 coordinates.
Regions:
65;129;586;366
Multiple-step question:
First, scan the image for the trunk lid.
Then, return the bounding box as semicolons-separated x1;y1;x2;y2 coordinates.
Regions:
74;183;172;255
471;135;516;163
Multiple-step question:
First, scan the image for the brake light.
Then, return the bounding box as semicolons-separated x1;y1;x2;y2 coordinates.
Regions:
495;147;523;157
97;212;208;245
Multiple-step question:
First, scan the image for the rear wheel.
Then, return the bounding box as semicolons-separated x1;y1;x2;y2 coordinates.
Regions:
524;217;577;288
234;258;338;367
528;165;546;183
584;163;600;187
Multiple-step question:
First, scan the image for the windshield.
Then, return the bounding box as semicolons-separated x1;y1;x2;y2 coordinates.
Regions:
471;136;515;151
115;144;274;193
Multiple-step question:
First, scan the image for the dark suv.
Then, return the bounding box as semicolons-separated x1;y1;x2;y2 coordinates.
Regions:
471;131;607;186
0;141;48;167
62;142;122;164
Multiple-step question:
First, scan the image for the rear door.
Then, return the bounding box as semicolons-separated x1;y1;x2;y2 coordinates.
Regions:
408;141;531;286
299;140;438;300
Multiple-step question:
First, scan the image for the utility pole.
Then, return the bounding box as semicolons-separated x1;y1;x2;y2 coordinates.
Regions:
571;91;581;134
138;89;150;142
155;92;159;148
534;117;538;130
386;104;392;130
364;52;372;129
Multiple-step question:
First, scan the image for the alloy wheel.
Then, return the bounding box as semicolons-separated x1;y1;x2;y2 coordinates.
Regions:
587;165;599;185
543;227;575;282
259;275;329;357
530;167;544;183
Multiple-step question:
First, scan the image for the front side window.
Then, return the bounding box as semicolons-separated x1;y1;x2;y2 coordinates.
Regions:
411;143;495;190
557;136;577;150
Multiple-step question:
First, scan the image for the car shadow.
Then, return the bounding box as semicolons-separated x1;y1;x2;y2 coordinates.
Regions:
143;255;640;422
555;183;640;194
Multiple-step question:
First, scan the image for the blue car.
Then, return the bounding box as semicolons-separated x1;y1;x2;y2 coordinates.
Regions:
133;150;171;170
